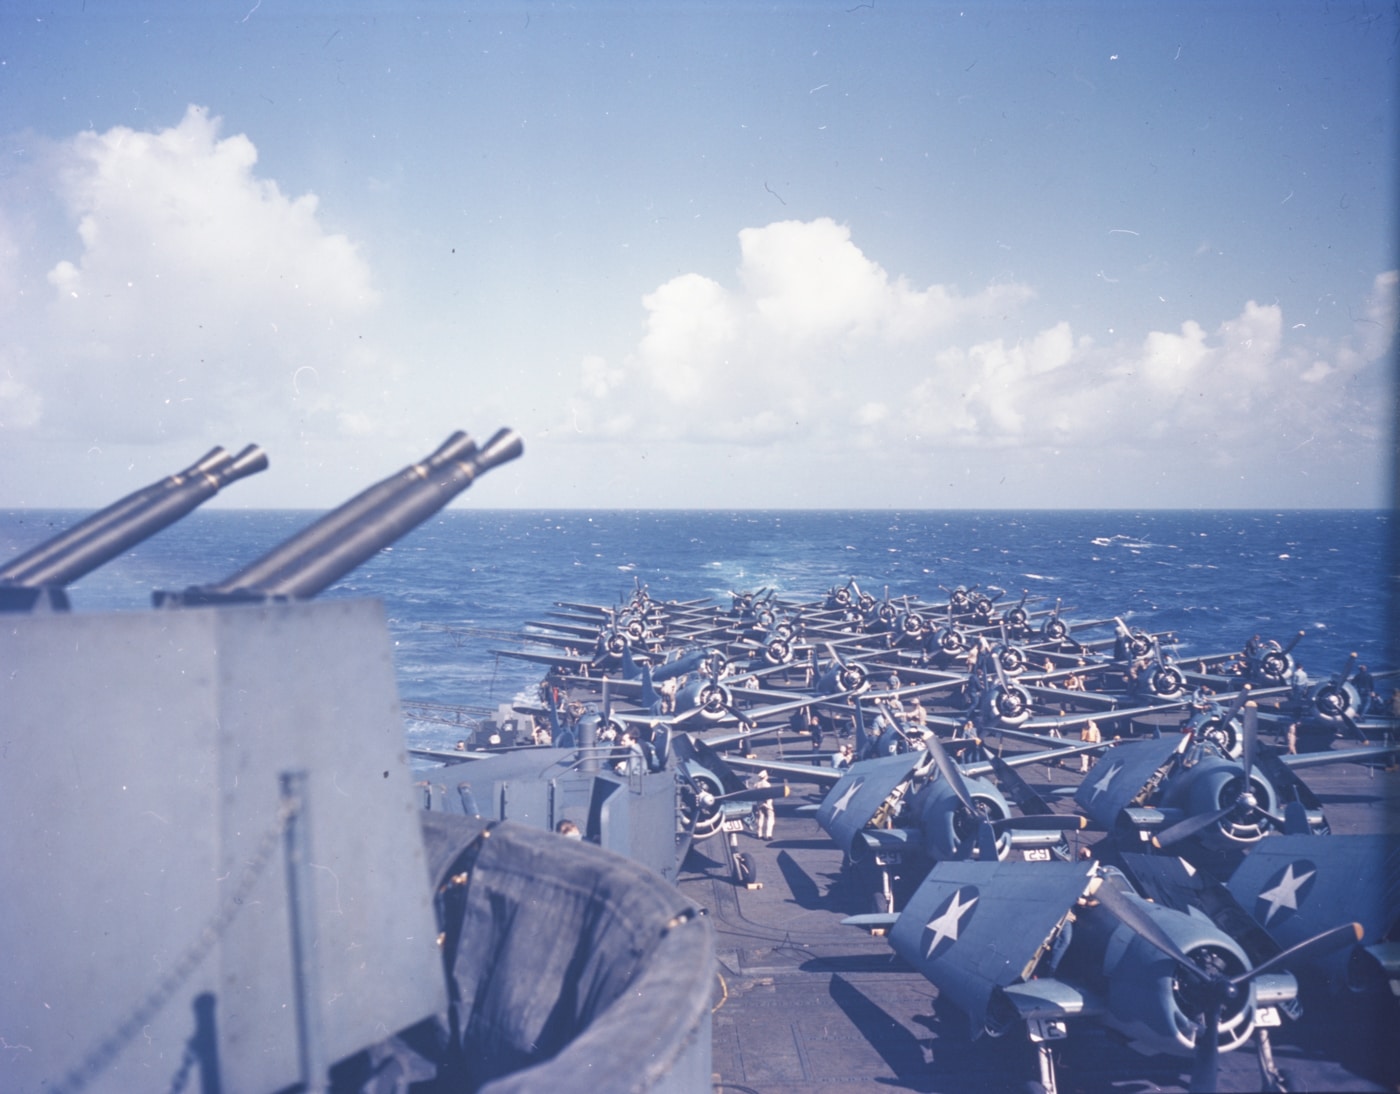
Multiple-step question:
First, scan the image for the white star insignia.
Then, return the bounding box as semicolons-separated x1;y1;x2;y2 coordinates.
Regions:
1089;761;1123;801
924;888;979;959
1257;862;1316;925
829;776;864;818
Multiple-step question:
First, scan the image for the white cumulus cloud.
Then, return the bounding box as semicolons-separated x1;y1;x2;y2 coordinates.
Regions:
5;105;382;450
568;216;1394;505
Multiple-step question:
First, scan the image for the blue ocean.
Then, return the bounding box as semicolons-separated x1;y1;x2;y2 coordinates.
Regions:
2;509;1392;751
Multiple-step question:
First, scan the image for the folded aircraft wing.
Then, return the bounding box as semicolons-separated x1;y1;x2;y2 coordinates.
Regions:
1073;735;1184;829
816;751;925;854
887;858;1097;1030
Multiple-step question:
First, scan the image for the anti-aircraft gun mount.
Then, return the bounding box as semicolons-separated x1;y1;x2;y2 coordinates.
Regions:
0;443;268;612
1;429;715;1094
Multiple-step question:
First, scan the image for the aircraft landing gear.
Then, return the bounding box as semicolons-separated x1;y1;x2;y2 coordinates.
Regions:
1256;1029;1287;1092
728;829;761;889
875;864;897;915
1026;1018;1067;1094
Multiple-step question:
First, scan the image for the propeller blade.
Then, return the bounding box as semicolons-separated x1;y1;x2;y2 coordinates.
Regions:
986;753;1053;815
1223;684;1253;721
720;782;790;804
1090;877;1200;970
927;733;979;814
1188;1001;1222;1094
988;813;1087;833
1340;711;1369;743
974;820;1001;861
1151;804;1234;849
1229;921;1362;986
1240;701;1257;783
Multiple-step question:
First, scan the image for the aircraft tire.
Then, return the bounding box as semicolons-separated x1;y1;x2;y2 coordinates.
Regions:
734;850;757;885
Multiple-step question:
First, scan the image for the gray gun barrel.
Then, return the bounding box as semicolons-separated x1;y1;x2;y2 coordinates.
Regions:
0;447;233;584
0;445;268;590
164;428;523;605
199;430;479;595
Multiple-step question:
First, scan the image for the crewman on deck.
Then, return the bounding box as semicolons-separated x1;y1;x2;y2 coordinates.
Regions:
747;770;776;839
1079;719;1101;772
1355;665;1376;715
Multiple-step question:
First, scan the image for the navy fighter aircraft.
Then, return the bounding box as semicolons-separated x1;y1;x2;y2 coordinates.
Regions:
1064;703;1394;864
1227;833;1400;1000
729;729;1092;912
844;856;1359;1094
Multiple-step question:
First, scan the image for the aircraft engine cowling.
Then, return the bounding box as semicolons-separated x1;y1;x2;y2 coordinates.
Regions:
1307;679;1360;727
1121;631;1153;661
996;646;1027;675
1076;898;1259;1059
1191;713;1243;758
679;771;727;841
1041;616;1068;640
983;683;1033;728
896;612;925;641
837;662;869;693
913;778;1012;862
598;629;629;661
934;627;969;656
1254;648;1293;684
1163;758;1281;846
761;635;792;665
1144;664;1186;699
677;678;733;723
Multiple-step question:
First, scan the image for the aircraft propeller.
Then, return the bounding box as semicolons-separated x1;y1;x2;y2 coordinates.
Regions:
923;733;1061;859
1308;652;1368;741
1041;598;1068;640
1189;684;1254;757
1153;703;1287;849
1088;874;1360;1093
1003;589;1031;633
821;643;870;695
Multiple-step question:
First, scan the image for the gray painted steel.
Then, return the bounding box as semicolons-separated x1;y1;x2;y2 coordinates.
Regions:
0;600;445;1093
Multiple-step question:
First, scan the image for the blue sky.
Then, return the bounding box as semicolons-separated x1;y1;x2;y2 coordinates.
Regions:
1;1;1395;509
